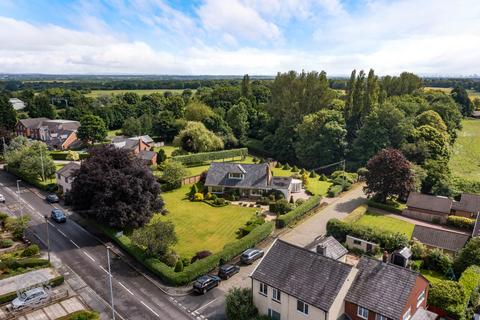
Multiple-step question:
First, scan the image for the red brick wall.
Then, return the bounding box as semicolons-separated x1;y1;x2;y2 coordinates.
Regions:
345;301;376;320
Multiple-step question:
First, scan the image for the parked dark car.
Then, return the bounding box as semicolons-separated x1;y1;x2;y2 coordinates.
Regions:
240;248;264;264
51;209;66;223
218;264;240;280
46;194;59;203
193;275;221;294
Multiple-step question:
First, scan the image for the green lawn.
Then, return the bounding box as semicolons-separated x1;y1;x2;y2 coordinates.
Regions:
153;145;179;158
450;119;480;182
421;269;448;284
85;89;191;97
107;129;122;137
154;185;256;259
354;211;414;238
271;167;332;196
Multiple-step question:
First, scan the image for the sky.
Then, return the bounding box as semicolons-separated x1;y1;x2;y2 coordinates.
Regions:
0;0;479;76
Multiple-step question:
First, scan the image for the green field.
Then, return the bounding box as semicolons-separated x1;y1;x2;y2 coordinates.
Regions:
153;145;179;158
85;89;190;97
424;87;480;99
154;185;256;258
354;211;414;238
450;119;480;182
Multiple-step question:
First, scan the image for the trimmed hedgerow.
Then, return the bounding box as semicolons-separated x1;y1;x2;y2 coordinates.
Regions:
366;199;404;214
447;216;475;231
172;148;248;165
276;195;321;228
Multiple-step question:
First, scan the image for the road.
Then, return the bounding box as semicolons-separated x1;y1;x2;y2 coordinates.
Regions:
0;170;225;320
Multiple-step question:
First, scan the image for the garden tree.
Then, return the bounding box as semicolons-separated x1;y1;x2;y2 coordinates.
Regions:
426;94;462;141
122;117;142;136
421;160;452;196
363;69;380;121
185;101;215;122
200;85;241;110
0;94;16;130
165;95;186;118
131;220;177;257
66;150;80;161
153;111;183;142
69;146;163;229
428;281;465;319
0;127;14;155
240;74;252;98
225;287;258;320
411;164;427;192
156;149;167;164
328;98;345;112
141;93;166;114
410;125;450;162
351;102;411;165
5;216;30;239
251;81;271;104
415;110;447;133
226;102;249;139
387;94;429;117
380;72;422;97
344;69;356;113
5;140;55;181
364;149;415;203
28;94;56;119
451;84;473;116
473;97;480;111
122;92;141;105
294;109;347;168
173;121;224;153
161;160;188;190
77;115;107;144
181;89;193;103
454;237;480;275
263;125;298;164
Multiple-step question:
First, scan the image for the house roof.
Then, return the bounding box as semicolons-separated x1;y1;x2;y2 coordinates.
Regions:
9;98;25;111
346;256;424;320
138;150;156;161
410;308;438;320
205;162;273;189
316;236;348;260
394;247;412;259
412;225;470;252
57;162;81;178
406;192;452;214
18;118;49;129
112;135;153;150
452;193;480;214
251;239;354;312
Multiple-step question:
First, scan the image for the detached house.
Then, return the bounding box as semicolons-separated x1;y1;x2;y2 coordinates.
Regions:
205;163;302;199
56;162;80;193
251;240;435;320
112;135;157;165
15;118;80;150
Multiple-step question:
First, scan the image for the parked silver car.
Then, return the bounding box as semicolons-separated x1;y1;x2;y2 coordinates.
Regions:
11;287;49;310
240;248;264;264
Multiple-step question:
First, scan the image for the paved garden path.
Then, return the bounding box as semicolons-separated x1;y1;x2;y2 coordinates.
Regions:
281;184;367;247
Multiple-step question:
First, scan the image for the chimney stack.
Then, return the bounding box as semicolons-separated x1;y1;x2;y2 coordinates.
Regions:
317;244;328;256
382;251;389;263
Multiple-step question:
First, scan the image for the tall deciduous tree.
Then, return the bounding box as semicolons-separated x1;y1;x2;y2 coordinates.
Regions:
364;149;415;203
0;94;16;131
240;74;252;98
29;94;56;119
69;145;162;228
226;102;249;139
5;139;55;181
173;121;224;153
161;160;188;190
225;287;258;320
77;114;107;144
451;84;473;116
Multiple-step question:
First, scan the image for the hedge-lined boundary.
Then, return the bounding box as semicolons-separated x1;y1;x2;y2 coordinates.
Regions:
0;275;64;304
49;151;89;161
57;310;100;320
343;204;368;223
276;195;321;228
326;218;409;252
447;216;475;231
5;166;53;191
172;148;248;165
101;222;273;286
366;199;404;214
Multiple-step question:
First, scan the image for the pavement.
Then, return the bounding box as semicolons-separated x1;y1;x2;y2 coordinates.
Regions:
0;170;219;320
0;268;59;296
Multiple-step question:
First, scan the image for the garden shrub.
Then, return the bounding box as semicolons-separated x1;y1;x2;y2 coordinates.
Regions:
49;151;89;161
160;252;178;267
319;173;328;181
282;163;291;170
0;212;9;225
366;199;404;214
459;266;480;306
331;177;352;191
275;162;281;168
454;237;480;275
172;148;248;165
326;219;409;252
194;193;204;201
191;250;212;263
213;198;226;206
255;197;270;206
225;287;258;320
357;167;368;181
295;198;305;205
0;239;13;248
299;168;306;174
309;171;317;178
57;310;100;320
265;189;284;200
327;185;343;197
189;184;199;198
447;216;475;231
269;199;291;215
291;166;299;172
331;171;358;184
174;259;184;272
343;204;367;223
409;238;426;259
423;248;453;274
428;280;466;319
22;244;40;257
276;195;321;228
205;192;215;200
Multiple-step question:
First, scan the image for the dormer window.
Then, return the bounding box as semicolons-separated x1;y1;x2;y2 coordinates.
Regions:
229;172;244;179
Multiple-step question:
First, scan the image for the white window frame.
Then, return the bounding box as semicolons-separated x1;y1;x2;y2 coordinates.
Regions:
376;314;388;320
268;308;281;320
272;288;281;302
228;173;244;179
357;306;369;320
403;308;411;320
416;290;425;307
250;189;263;196
259;282;268;296
297;300;309;315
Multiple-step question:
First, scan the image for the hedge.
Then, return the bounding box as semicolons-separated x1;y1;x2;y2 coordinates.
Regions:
0;274;64;304
5;166;55;191
366;199;404;214
276;195;321;228
0;258;50;270
459;266;480;307
326;218;409;252
343;204;368;223
102;222;273;286
49;151;89;161
57;311;100;320
447;216;475;231
245;139;272;157
327;185;342;198
428;280;466;319
172;148;248;165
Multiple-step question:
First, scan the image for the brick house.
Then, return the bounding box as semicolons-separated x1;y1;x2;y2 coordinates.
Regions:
15;118;81;150
251;240;435;320
112;135;157;165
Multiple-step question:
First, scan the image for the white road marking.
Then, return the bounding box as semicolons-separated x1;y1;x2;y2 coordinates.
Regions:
118;282;134;296
69;239;80;248
140;301;160;318
194;299;217;313
48;221;55;227
83;251;96;262
99;265;109;274
57;229;67;237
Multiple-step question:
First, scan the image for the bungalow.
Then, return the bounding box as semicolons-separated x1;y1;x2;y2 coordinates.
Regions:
411;225;470;255
15;118;80;150
251;240;434;320
56;162;81;193
204;162;302;199
112;135;157;165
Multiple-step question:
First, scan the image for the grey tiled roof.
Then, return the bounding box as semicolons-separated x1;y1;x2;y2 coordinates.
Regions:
138;150;156;161
412;225;470;252
57;162;80;178
251;239;354;312
205;163;271;189
406;192;452;214
452;193;480;214
346;256;423;320
316;236;348;260
19;118;49;129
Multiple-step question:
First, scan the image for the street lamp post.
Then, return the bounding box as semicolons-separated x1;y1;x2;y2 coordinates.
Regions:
44;215;51;262
107;246;115;320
